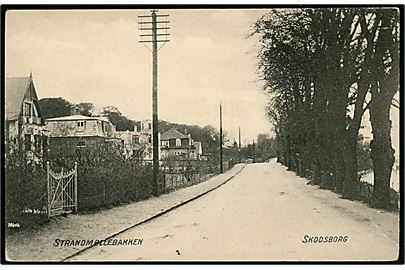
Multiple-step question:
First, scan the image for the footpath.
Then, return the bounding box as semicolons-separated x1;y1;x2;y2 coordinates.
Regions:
5;164;245;262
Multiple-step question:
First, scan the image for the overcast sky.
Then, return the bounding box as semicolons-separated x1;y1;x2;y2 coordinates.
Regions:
6;9;271;144
5;8;399;154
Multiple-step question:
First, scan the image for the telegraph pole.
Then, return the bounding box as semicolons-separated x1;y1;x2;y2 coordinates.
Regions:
219;103;223;173
238;127;241;150
238;127;241;163
139;10;170;196
252;140;256;163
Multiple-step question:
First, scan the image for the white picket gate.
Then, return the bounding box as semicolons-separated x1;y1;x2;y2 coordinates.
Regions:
47;162;78;218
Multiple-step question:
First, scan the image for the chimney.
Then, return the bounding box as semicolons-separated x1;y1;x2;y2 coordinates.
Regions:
71;106;81;116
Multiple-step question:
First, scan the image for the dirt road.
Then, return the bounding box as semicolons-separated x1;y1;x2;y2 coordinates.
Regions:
70;161;399;261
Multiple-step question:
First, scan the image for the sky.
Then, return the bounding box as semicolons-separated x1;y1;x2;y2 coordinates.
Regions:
5;8;399;155
5;9;271;145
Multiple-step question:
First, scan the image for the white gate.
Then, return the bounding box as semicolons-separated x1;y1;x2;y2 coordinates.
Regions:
47;162;78;218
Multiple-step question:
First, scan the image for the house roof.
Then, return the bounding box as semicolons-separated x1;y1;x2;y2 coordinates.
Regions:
160;128;189;140
5;76;31;120
46;115;112;123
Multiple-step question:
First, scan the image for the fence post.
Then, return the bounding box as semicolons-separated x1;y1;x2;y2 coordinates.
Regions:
74;161;78;213
61;166;64;212
162;164;166;193
46;161;50;219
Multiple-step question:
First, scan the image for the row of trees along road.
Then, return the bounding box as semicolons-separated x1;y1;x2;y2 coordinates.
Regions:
251;8;399;209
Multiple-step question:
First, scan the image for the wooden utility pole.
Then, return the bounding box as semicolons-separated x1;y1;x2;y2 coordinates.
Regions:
139;10;170;196
151;10;159;196
238;127;241;149
238;127;241;163
219;103;223;173
47;162;50;219
252;140;256;163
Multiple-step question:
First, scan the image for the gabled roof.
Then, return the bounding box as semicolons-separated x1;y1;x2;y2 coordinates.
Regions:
161;128;189;140
5;76;32;120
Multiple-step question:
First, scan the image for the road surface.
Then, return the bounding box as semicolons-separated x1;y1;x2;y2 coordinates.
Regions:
69;161;399;261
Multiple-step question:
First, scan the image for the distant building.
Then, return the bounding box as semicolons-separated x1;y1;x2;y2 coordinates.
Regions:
45;114;119;149
160;128;202;160
5;74;48;160
193;141;203;157
116;119;158;160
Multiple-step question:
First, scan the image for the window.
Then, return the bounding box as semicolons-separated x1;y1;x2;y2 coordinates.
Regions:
77;121;85;131
161;140;167;146
132;135;139;144
77;141;86;148
176;138;181;147
103;123;109;133
24;103;31;117
34;135;40;149
181;138;188;146
24;134;31;150
148;135;152;143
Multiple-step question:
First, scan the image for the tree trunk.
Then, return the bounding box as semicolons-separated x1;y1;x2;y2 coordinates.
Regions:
313;163;321;185
286;136;293;170
368;11;399;209
330;100;347;194
370;94;395;209
276;151;281;163
342;132;359;199
333;151;345;193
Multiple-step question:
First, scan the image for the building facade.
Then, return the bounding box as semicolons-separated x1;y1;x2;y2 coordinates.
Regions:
5;74;48;161
45;114;120;151
160;128;202;160
116;119;158;160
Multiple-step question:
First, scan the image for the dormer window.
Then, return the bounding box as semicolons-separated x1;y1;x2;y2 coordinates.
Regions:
77;121;85;131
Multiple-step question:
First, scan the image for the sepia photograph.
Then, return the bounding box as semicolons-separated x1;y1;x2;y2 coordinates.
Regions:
2;5;402;263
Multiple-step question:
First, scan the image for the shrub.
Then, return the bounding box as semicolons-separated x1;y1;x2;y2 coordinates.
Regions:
5;146;48;230
48;141;154;211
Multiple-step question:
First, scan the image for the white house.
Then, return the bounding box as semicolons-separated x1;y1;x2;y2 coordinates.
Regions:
160;128;203;160
45;114;119;149
116;119;159;160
